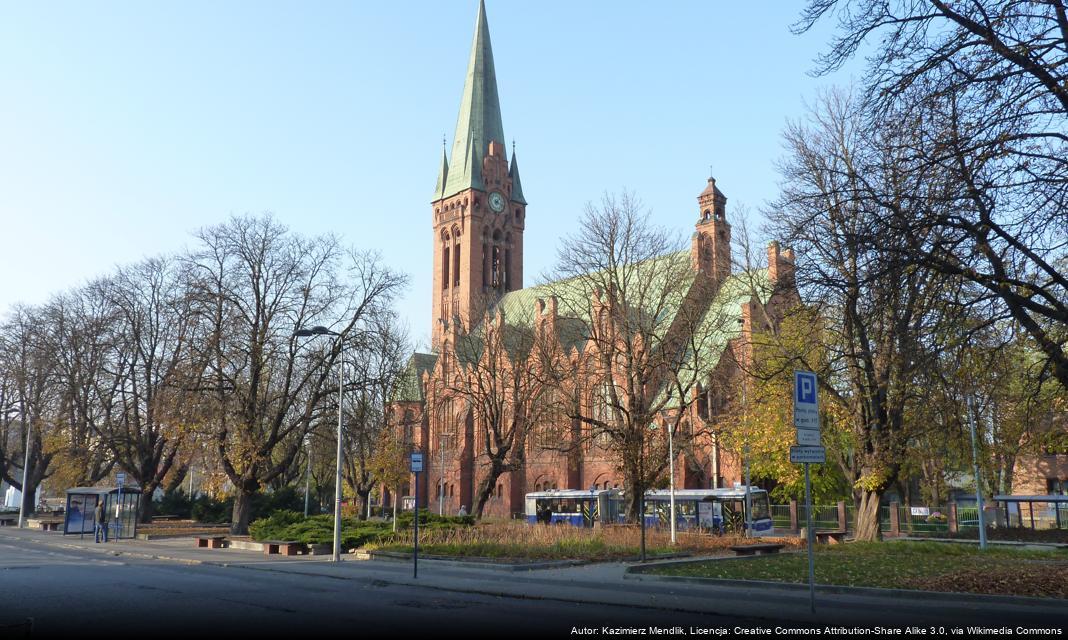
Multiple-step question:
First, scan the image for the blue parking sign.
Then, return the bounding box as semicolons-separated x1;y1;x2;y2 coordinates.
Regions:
793;371;820;434
795;371;817;404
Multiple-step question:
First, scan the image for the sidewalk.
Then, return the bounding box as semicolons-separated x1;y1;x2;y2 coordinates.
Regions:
4;527;1066;628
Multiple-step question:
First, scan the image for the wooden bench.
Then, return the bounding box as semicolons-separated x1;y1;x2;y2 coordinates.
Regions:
195;535;228;549
152;515;180;522
729;543;785;556
264;540;307;556
815;530;847;545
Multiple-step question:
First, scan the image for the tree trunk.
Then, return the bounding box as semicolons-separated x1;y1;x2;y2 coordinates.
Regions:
20;483;37;516
356;490;370;520
138;491;155;524
472;461;505;519
853;489;883;541
230;490;255;535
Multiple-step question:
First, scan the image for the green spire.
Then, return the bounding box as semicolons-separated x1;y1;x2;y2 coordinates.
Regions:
442;0;505;200
509;148;526;204
433;144;449;201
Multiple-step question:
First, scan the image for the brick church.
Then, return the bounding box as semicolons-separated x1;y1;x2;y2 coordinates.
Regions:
389;1;800;518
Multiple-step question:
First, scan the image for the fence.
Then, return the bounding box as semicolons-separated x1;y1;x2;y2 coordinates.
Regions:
775;501;1068;537
770;501;852;533
771;501;1065;536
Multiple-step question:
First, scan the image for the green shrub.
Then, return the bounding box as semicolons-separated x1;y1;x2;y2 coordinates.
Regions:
156;489;193;519
248;508;474;548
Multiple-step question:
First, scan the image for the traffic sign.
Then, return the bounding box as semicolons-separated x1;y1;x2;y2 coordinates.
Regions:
794;371;819;430
790;446;826;464
116;473;126;488
796;428;821;446
410;452;424;473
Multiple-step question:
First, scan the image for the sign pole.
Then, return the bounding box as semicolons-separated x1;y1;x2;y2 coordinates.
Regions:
413;469;419;579
792;370;821;616
804;461;815;614
966;395;988;550
409;450;424;579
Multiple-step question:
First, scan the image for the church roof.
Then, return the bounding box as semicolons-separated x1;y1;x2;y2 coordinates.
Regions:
433;146;449;202
699;177;726;201
441;0;506;201
393;352;438;403
509;150;526;205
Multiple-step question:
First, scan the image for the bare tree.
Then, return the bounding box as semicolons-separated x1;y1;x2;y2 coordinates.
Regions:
546;192;734;558
433;297;563;519
342;317;409;519
36;288;116;489
92;257;199;521
767;89;959;540
0;306;59;515
185;214;406;534
797;0;1068;389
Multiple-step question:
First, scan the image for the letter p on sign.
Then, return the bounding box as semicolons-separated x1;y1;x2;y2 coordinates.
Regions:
796;373;816;404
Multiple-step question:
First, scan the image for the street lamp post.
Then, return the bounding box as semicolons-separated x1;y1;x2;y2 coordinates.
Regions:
668;420;676;545
295;326;345;562
17;417;31;529
304;436;312;518
966;395;988;550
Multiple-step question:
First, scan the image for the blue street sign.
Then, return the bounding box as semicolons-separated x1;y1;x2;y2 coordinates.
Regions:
410;452;424;473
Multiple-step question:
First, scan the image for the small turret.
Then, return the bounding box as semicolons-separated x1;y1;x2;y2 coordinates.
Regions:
691;176;731;287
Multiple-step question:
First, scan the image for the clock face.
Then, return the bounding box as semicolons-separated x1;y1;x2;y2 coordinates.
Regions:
489;191;505;213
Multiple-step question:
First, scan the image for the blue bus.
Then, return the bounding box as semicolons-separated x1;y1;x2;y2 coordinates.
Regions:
524;487;773;534
643;487;773;534
524;489;624;527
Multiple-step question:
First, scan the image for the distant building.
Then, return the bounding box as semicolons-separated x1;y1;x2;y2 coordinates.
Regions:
388;2;799;517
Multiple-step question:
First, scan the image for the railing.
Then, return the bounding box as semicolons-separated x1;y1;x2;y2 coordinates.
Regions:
769;502;851;533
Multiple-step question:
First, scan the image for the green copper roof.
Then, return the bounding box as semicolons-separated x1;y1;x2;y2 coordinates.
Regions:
441;0;506;201
509;150;526;205
392;352;438;403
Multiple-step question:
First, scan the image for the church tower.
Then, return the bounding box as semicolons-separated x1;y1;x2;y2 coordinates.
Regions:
431;0;527;350
691;176;731;289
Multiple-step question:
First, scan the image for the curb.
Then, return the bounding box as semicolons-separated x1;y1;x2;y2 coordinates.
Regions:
624;568;1068;608
366;551;590;572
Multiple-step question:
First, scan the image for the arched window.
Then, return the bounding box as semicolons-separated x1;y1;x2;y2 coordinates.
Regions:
442;245;450;290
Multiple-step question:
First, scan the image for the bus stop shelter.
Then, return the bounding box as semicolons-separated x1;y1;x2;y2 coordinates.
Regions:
64;487;141;540
992;495;1068;530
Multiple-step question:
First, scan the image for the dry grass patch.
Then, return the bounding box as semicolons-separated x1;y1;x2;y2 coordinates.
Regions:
369;521;799;561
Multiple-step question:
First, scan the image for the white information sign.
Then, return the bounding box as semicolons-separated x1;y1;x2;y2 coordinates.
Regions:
789;446;826;464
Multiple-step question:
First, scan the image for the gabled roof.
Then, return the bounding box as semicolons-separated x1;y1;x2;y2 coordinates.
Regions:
441;0;505;201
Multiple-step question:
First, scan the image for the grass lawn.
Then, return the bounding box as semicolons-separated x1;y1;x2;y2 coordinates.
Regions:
644;541;1068;599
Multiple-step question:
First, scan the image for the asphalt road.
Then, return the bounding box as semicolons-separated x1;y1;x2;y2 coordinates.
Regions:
0;537;758;639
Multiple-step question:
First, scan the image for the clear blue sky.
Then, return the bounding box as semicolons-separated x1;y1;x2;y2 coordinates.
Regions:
0;1;860;349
